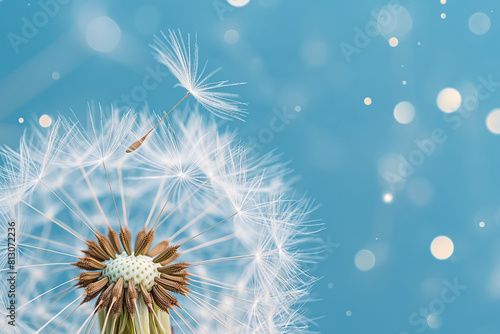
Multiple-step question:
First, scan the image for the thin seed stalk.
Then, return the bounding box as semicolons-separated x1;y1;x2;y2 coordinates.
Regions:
99;297;172;334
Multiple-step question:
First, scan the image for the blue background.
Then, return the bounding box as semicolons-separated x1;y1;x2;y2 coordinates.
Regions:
1;0;500;333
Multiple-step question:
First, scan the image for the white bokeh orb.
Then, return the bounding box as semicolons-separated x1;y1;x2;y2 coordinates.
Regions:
437;88;461;113
394;101;415;124
224;29;240;44
430;236;454;260
486;109;500;134
469;12;491;35
354;249;376;271
228;0;250;7
86;16;121;53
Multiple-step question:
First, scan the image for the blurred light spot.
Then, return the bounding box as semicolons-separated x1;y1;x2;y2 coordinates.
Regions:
430;236;454;260
346;310;352;316
302;39;328;67
389;37;399;47
394;101;415;124
437;88;461;113
402;80;407;85
417;41;422;46
18;118;24;124
441;13;446;19
39;115;52;128
406;178;434;206
228;0;250;7
135;5;162;35
354;249;376;271
86;16;121;53
469;12;490;35
427;314;441;329
224;29;240;44
295;105;302;112
51;71;60;80
479;221;485;228
440;0;446;3
378;6;413;39
364;97;372;105
328;283;334;289
383;193;393;203
486;109;500;134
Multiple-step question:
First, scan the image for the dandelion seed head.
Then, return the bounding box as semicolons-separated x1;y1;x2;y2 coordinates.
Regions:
1;94;318;333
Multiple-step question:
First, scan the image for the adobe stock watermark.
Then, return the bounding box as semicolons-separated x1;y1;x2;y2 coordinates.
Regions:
383;74;500;192
112;64;169;112
339;0;403;63
7;0;71;54
213;0;235;21
399;277;467;334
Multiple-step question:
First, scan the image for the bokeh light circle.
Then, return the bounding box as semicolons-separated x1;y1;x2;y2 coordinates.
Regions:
364;97;372;105
430;236;454;260
228;0;250;7
86;16;121;53
354;249;376;271
437;88;461;113
39;115;52;128
427;314;441;329
486;109;500;134
383;193;393;203
378;6;413;39
469;12;490;35
394;101;415;124
224;29;240;44
389;37;399;47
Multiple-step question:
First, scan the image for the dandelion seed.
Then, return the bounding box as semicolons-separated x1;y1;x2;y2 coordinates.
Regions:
127;30;247;153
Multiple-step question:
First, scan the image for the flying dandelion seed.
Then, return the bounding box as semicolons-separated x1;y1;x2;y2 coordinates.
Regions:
0;105;320;333
127;30;247;154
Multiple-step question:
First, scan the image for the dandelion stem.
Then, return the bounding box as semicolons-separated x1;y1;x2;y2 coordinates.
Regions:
126;91;191;153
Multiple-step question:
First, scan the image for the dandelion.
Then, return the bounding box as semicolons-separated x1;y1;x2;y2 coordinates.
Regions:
0;106;319;333
127;30;246;154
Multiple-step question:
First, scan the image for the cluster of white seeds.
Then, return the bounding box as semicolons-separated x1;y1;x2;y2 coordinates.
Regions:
102;252;162;291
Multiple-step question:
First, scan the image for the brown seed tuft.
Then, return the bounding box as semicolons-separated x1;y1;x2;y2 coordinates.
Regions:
77;271;102;287
85;277;109;297
147;240;169;257
111;277;124;314
135;230;155;256
120;228;132;256
153;245;179;264
73;257;106;271
154;276;189;296
158;262;190;274
96;233;116;259
83;240;108;262
151;285;178;312
108;228;122;254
